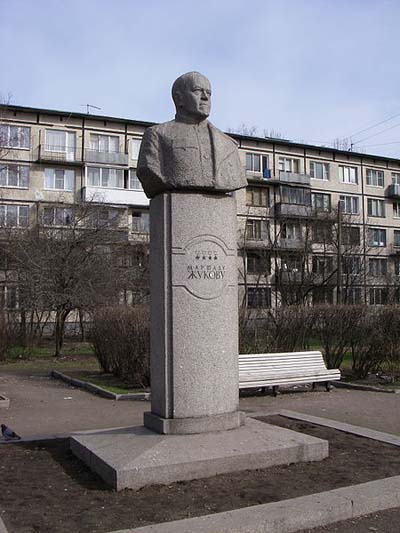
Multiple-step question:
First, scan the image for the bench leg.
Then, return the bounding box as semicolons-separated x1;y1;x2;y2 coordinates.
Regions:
272;386;280;397
312;382;316;390
325;381;333;392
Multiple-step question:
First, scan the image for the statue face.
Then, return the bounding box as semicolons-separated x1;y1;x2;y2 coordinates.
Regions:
179;74;211;120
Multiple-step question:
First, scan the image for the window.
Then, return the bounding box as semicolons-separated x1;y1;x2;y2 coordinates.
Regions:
392;172;400;185
313;222;333;243
246;251;270;274
366;169;384;187
312;287;334;304
345;287;362;305
339;165;358;184
43;207;73;226
247;287;271;308
310;161;329;180
132;211;149;233
0;204;29;227
90;134;119;153
0;125;30;149
312;192;331;212
87;167;123;188
394;230;400;247
395;259;400;276
342;256;361;275
0;286;18;310
280;254;303;273
369;287;388;305
246;153;269;175
129;169;143;191
45;129;76;155
367;198;385;217
312;255;333;275
281;222;301;240
246;187;269;207
45;168;74;191
342;226;360;246
0;164;29;188
131;139;142;160
246;219;266;240
97;208;120;227
393;202;400;218
369;228;386;247
279;157;299;173
340;195;359;214
280;186;311;205
369;258;387;276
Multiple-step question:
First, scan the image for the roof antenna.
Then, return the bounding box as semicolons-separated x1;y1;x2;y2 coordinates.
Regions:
80;104;102;114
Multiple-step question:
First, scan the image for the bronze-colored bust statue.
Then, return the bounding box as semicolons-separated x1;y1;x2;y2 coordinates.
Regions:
137;71;247;198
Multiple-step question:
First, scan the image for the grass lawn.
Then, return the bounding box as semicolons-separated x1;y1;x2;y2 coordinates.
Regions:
65;370;147;394
0;342;99;374
1;341;147;394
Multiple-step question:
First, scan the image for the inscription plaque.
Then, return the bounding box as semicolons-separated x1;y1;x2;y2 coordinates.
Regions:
173;236;231;300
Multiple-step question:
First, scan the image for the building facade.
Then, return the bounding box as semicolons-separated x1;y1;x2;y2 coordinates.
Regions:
1;103;400;312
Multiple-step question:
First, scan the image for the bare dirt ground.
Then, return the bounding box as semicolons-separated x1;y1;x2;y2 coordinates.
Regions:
0;416;399;533
1;368;400;532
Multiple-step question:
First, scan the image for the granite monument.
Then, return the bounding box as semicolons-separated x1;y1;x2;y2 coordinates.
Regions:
137;71;247;434
70;72;329;491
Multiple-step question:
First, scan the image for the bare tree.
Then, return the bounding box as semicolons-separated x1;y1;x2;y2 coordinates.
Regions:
7;201;148;355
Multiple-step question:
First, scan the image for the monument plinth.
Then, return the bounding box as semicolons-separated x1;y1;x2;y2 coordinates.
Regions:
144;192;242;434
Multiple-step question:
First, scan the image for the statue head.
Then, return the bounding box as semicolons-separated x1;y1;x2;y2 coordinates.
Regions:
172;71;212;122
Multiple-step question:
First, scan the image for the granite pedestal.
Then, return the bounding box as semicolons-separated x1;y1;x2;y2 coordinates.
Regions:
70;418;328;491
145;192;241;434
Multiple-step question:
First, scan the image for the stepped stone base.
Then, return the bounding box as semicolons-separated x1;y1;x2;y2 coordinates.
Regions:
70;418;328;491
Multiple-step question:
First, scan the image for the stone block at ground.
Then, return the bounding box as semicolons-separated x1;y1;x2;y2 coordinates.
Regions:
70;418;328;491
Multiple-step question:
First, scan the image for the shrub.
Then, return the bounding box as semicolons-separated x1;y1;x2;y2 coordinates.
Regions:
311;305;361;369
349;308;385;379
91;306;150;387
239;306;313;354
375;306;400;382
0;312;9;360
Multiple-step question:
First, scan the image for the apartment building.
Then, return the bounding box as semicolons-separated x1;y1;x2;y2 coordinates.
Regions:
1;103;400;312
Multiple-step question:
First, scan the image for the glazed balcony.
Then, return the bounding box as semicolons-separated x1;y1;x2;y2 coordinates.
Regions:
266;171;311;187
82;186;149;207
275;203;312;218
84;149;128;166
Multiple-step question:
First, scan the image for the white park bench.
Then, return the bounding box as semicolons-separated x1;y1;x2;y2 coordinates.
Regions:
239;350;341;396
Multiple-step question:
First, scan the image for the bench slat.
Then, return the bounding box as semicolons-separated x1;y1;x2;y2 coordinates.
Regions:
238;350;340;390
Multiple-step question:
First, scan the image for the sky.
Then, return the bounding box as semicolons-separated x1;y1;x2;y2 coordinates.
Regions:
1;0;400;158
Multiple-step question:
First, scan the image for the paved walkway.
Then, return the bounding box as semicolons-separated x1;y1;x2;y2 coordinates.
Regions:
1;370;399;438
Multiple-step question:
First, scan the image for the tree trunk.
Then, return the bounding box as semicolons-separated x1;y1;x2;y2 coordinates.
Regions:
54;309;69;357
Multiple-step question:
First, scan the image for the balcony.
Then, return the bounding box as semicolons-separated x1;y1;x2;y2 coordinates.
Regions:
275;203;312;218
37;144;82;165
277;238;304;250
389;243;400;255
276;270;303;283
82;186;149;207
84;149;128;166
246;168;272;183
386;183;400;198
266;171;311;187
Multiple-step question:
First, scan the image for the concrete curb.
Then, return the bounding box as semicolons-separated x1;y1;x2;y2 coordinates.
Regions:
109;476;400;533
333;381;400;394
0;395;10;408
268;409;400;447
0;515;8;533
51;370;150;401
